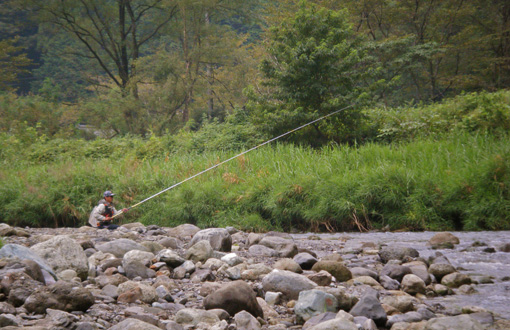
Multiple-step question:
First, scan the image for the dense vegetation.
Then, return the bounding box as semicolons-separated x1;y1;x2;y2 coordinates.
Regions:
1;91;509;231
1;0;509;231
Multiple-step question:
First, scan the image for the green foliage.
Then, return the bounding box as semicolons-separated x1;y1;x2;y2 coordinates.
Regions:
369;90;510;142
0;37;32;92
248;0;367;145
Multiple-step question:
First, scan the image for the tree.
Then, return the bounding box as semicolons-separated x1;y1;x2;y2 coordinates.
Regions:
0;37;32;92
248;0;367;144
17;0;178;95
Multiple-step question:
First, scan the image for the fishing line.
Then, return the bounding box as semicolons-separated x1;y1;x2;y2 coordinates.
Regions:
112;103;355;218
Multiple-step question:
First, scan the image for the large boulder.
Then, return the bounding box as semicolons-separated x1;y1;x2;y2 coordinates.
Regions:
294;252;318;270
0;257;45;283
380;264;412;282
428;232;460;249
23;281;94;314
203;280;264;318
96;239;149;258
122;250;155;279
30;236;89;280
441;272;471;288
401;274;426;295
312;261;352;282
0;244;57;280
428;263;456;282
189;228;232;252
262;269;317;300
2;272;44;307
259;236;298;258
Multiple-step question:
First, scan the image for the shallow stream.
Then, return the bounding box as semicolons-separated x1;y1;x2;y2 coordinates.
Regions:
292;231;510;320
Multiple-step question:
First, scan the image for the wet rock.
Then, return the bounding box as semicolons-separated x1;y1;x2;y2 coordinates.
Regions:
189;228;232;252
428;263;456;281
428;232;460;249
295;289;338;323
294;252;319;270
312;261;352;282
262;269;317;300
203;280;264;318
379;246;419;264
24;280;94;314
441;272;471;288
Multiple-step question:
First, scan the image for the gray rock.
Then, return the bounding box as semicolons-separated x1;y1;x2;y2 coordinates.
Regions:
0;257;46;283
294;252;318;270
167;224;201;239
175;308;220;326
122;250;155;279
424;314;484;330
259;236;298;258
0;302;16;314
302;312;336;330
158;237;180;249
185;240;213;263
349;289;387;326
307;270;333;286
306;318;358;330
234;310;261;330
387;311;424;327
380;264;412;282
403;261;431;284
379;246;419;264
401;274;426;295
262;269;317;300
189;228;232;252
221;253;244;266
350;267;379;281
248;244;279;257
47;308;79;328
0;244;57;280
0;314;19;328
190;268;215;282
109;318;162;330
31;235;89;280
428;263;456;281
96;238;149;258
295;289;338;323
3;273;44;307
379;275;400;290
441;272;471;288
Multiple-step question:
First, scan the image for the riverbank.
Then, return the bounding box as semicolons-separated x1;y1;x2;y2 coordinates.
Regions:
1;223;510;329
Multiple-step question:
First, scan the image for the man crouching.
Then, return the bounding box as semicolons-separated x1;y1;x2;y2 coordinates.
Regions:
88;190;128;230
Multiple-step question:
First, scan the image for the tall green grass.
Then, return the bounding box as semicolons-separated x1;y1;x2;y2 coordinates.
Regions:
1;133;508;231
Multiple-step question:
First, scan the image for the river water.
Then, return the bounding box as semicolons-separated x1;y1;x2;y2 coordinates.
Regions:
291;231;510;320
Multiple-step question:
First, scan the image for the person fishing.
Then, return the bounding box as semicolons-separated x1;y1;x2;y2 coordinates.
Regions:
88;190;128;230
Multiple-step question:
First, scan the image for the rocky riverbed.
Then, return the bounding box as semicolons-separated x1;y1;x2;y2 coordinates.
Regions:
0;222;509;330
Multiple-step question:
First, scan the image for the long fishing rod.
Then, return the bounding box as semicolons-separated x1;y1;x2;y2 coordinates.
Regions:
112;104;354;219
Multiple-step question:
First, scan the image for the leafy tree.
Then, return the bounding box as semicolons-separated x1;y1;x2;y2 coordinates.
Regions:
0;37;32;91
248;0;367;145
17;0;178;94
